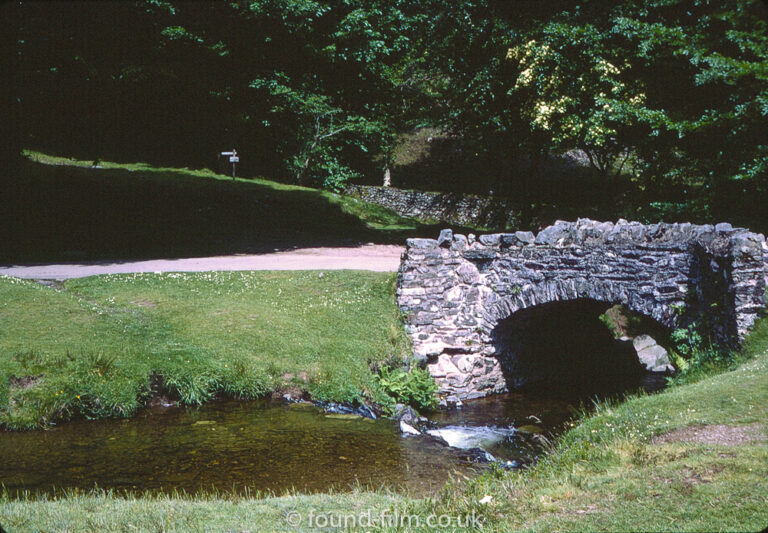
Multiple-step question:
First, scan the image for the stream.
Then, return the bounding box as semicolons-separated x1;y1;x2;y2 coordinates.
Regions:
0;374;665;497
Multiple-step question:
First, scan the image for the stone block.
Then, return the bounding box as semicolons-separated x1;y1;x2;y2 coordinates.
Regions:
415;341;447;359
632;334;657;352
479;234;501;246
535;223;573;245
446;372;472;387
715;222;733;232
515;231;536;245
462;246;497;260
452;355;475;373
457;262;480;284
500;231;536;247
633;334;673;372
438;229;453;247
407;238;438;249
451;234;468;250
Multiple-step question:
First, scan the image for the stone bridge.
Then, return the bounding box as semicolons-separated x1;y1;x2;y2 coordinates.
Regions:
396;219;768;404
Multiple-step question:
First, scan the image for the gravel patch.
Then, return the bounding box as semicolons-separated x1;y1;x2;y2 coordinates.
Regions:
652;423;766;446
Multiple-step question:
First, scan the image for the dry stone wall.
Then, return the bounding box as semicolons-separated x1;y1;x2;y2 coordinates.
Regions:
345;184;517;229
396;219;767;404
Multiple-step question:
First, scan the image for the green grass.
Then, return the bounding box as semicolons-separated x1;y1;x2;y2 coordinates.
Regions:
0;487;406;533
0;151;434;263
24;150;418;233
0;271;408;429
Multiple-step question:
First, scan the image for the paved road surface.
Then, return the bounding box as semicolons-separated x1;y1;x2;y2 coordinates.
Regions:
0;245;404;279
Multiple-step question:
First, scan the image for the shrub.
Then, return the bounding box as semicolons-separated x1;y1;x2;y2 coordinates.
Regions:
376;366;438;411
669;322;736;384
670;324;704;358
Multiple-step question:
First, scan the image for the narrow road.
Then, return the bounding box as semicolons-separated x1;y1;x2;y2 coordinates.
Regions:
0;245;404;279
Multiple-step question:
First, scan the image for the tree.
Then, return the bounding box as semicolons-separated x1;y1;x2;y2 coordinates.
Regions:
614;0;768;221
1;1;23;175
10;0;767;222
507;25;645;178
503;0;768;221
13;0;429;190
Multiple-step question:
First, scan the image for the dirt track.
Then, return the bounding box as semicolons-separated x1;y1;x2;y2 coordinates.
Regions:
0;245;404;279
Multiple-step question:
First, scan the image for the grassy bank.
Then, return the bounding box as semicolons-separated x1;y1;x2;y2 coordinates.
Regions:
0;152;435;263
2;315;765;531
0;488;404;533
0;271;408;429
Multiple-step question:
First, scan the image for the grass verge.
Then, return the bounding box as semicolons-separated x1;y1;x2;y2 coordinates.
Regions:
0;271;408;429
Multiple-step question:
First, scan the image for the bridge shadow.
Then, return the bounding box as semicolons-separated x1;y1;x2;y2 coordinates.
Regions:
489;299;669;398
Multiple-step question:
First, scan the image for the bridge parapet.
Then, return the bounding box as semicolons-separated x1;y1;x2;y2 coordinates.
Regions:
397;219;767;404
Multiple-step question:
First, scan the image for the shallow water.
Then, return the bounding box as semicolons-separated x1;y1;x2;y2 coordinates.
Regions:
0;374;665;497
0;400;486;497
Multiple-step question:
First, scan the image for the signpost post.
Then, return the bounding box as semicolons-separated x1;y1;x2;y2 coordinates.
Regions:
221;149;239;180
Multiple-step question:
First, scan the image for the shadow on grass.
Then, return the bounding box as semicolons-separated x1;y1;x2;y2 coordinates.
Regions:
0;157;468;263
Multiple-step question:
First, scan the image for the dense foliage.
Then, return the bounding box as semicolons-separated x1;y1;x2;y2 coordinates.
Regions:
6;0;768;226
505;0;768;224
10;0;427;190
375;365;439;411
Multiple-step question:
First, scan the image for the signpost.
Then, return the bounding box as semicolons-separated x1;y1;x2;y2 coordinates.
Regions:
221;149;239;180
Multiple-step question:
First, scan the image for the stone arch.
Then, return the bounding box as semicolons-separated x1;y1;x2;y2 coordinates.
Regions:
397;219;767;404
479;275;677;341
486;297;671;396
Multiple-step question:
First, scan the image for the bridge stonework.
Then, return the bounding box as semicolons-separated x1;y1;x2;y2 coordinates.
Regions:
396;219;767;404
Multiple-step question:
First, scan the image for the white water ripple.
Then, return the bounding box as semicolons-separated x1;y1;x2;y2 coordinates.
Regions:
427;425;516;452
